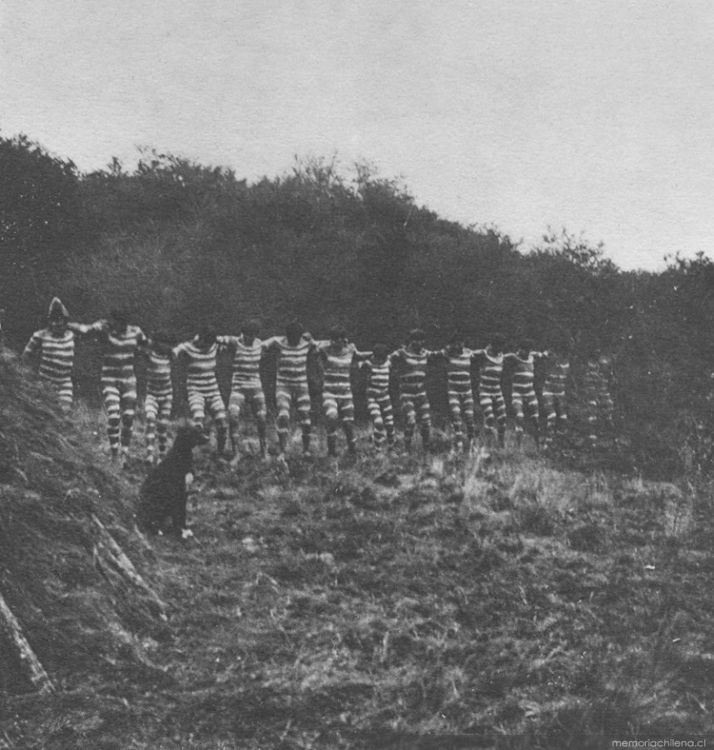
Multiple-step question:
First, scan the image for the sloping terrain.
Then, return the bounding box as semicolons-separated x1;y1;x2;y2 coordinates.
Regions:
1;358;714;748
0;353;167;699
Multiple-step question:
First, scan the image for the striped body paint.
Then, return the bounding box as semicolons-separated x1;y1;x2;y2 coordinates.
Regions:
317;340;370;454
439;347;477;449
23;328;76;408
89;322;146;457
172;338;226;426
217;335;264;390
584;356;614;442
362;357;394;448
316;341;364;434
390;346;435;445
144;348;173;461
473;348;507;431
505;351;546;435
218;334;267;418
542;356;570;433
266;336;316;450
217;334;268;454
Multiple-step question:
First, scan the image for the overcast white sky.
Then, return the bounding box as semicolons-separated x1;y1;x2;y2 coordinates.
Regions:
2;0;713;270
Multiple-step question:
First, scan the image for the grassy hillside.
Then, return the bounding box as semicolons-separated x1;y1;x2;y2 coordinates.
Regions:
2;372;713;747
0;352;167;697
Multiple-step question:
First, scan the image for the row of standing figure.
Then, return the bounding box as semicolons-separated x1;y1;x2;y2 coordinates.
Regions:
18;298;615;465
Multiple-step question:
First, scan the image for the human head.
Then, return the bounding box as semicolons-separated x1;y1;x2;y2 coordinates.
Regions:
518;338;535;356
47;297;69;335
447;330;464;354
285;320;303;346
372;343;389;363
329;324;348;348
151;330;173;355
408;328;426;351
196;325;217;349
108;309;129;334
489;333;505;354
241;319;260;344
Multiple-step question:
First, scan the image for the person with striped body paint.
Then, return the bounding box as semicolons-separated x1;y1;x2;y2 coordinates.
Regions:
315;326;371;457
172;326;228;455
217;320;269;458
583;349;614;445
79;310;147;462
390;329;437;452
22;298;76;410
141;331;174;464
433;333;478;452
360;344;395;451
541;345;571;445
504;339;548;447
472;334;507;447
264;321;317;456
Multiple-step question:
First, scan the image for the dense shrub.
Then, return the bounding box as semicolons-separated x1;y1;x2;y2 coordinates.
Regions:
2;137;712;476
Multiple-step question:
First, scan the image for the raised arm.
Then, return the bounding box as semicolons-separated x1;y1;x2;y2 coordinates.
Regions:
260;335;281;352
68;319;105;338
353;346;372;361
303;332;320;350
136;334;153;357
171;341;189;360
22;331;42;361
216;334;239;350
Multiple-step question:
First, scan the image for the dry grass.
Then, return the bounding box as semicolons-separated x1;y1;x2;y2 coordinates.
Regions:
1;366;713;748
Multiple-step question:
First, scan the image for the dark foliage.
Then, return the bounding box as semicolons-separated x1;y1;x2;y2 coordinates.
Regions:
0;135;83;337
2;137;713;477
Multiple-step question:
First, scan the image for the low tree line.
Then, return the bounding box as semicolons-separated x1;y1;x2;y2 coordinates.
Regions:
2;135;714;477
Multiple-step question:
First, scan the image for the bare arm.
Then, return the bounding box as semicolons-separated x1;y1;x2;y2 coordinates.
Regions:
68;319;105;338
353;347;372;360
171;342;188;360
216;334;238;350
22;332;41;361
261;336;280;352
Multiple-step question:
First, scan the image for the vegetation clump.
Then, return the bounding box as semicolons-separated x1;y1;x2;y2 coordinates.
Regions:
0;355;167;699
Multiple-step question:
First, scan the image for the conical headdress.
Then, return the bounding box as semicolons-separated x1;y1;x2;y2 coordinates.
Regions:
48;297;69;321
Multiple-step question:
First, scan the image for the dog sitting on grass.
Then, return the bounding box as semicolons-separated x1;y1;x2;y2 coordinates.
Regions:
136;423;208;539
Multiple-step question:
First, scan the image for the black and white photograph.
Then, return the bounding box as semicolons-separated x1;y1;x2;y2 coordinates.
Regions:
1;1;713;748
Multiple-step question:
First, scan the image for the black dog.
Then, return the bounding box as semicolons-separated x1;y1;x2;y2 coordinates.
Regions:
136;424;208;537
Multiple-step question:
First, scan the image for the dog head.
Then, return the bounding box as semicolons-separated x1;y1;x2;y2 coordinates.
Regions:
174;422;211;450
